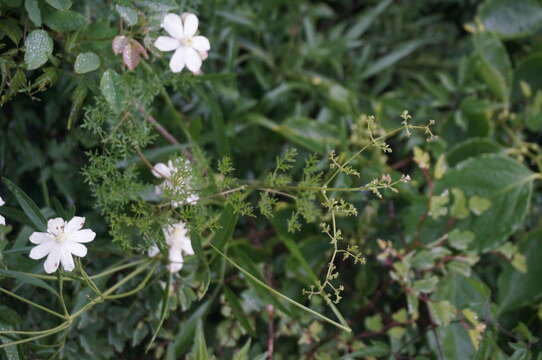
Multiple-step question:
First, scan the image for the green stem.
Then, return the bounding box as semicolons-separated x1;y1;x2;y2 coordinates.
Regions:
0;287;65;320
209;243;351;332
57;271;69;316
0;323;69;349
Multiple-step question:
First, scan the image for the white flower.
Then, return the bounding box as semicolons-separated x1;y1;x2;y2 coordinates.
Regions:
152;160;199;207
154;12;211;74
148;244;160;258
0;196;5;226
162;222;194;273
28;217;96;274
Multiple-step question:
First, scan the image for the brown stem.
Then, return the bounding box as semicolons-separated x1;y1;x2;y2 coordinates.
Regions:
138;106;180;146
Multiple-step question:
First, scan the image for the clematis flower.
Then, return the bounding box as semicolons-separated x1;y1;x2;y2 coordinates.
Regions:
162;222;194;273
154;12;210;74
28;217;96;274
152;160;199;207
0;196;5;226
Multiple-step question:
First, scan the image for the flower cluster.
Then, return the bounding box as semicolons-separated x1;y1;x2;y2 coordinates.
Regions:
152;160;199;206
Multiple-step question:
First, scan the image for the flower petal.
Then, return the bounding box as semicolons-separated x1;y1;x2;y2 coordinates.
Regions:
154;36;180;52
65;216;85;234
183;47;202;74
70;229;96;243
162;13;183;39
191;36;210;52
148;245;160;257
29;232;53;244
47;218;65;236
60;247;75;272
169;47;186;73
44;246;61;274
168;249;183;273
180;237;195;256
183;13;199;37
29;240;54;260
152;162;171;178
0;196;5;206
66;241;87;257
0;215;4;226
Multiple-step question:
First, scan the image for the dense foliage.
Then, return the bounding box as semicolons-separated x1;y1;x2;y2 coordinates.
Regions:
2;0;542;358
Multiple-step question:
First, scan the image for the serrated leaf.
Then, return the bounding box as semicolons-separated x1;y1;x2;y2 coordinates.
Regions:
3;177;46;231
428;300;456;326
437;154;534;251
413;276;439;293
24;30;53;70
74;52;100;74
448;229;475;250
498;229;542;312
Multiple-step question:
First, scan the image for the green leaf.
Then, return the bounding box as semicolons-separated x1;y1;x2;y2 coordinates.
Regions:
0;19;22;45
0;269;58;296
25;0;42;26
433;273;491;317
450;188;469;219
479;0;542;39
193;320;209;360
100;70;122;113
413;276;439;293
427;323;474;360
166;299;213;358
223;286;256;336
469;196;491;215
339;341;390;359
24;29;53;70
448;229;475;251
362;39;428;78
446;138;502;167
232;339;251;360
3;177;47;231
0;320;20;360
498;229;542;312
115;5;138;26
473;32;512;103
74;52;100;74
364;314;383;332
43;8;86;32
45;0;71;10
345;0;392;40
428;300;456;326
436;154;534;251
251;114;339;154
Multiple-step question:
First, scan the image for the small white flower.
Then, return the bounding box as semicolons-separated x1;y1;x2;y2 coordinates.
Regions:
154;12;211;74
152;160;199;207
0;196;5;226
28;217;96;274
148;244;160;258
162;222;194;273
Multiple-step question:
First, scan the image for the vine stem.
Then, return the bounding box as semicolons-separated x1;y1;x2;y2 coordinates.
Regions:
208;242;351;332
